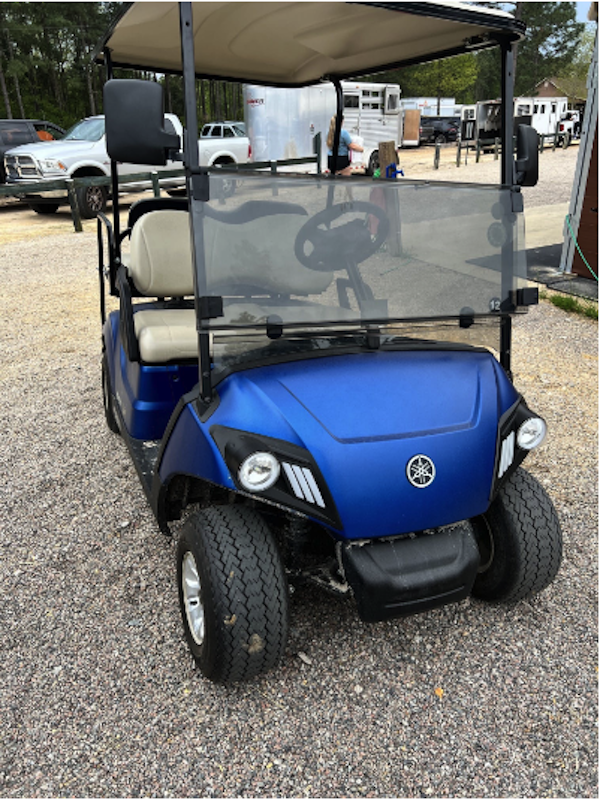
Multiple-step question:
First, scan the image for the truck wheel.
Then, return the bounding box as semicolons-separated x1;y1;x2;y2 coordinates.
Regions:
102;356;120;434
76;184;107;218
471;467;562;603
177;505;289;683
367;151;379;176
29;203;59;215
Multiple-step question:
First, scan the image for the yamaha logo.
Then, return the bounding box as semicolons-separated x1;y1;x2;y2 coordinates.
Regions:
406;455;436;488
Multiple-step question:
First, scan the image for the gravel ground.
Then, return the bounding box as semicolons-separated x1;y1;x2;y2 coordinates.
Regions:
0;147;597;798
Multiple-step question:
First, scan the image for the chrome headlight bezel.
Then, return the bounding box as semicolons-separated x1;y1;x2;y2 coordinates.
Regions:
211;425;341;529
517;417;547;450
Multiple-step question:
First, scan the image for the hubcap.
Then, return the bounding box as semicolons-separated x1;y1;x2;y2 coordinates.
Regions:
182;551;205;645
87;186;105;212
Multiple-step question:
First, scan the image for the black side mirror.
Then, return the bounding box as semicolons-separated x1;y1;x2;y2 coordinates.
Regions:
103;79;180;165
515;124;539;187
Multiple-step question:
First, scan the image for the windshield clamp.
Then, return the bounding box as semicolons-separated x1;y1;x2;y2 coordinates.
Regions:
198;296;223;320
190;167;210;202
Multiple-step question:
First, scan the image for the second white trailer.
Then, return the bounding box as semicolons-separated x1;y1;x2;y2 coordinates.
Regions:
244;81;409;175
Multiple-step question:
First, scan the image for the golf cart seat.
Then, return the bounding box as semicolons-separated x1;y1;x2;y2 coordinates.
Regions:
123;203;352;363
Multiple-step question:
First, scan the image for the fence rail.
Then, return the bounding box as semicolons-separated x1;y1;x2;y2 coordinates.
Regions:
0;151;321;232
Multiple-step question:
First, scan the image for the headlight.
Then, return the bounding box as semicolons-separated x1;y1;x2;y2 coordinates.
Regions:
517;417;546;450
238;452;280;492
40;159;67;173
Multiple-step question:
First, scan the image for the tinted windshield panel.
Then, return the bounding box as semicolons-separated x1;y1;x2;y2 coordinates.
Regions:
199;174;526;334
64;118;105;141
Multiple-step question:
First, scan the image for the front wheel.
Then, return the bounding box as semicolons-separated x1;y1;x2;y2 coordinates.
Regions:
75;184;107;218
471;467;562;603
177;505;289;683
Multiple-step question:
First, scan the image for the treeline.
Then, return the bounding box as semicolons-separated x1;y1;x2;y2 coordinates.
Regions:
0;2;243;130
0;1;591;132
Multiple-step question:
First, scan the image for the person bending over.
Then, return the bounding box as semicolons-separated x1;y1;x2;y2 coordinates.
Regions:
326;116;364;175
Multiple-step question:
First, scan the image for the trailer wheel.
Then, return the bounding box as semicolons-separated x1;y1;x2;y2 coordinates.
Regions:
177;505;289;683
101;356;120;434
367;151;379;176
471;467;562;603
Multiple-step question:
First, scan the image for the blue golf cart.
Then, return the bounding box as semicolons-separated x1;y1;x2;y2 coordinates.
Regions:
95;2;562;683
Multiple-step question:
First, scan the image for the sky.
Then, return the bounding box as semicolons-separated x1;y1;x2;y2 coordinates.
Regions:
574;1;595;23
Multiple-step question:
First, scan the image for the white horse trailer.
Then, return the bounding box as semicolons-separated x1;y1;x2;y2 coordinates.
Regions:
244;81;409;175
401;97;461;117
461;96;569;144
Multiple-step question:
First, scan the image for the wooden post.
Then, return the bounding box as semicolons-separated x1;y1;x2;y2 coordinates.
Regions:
66;179;83;233
151;171;160;197
378;141;398;176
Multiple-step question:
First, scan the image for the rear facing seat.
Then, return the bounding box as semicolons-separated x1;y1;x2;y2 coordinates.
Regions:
123;201;351;364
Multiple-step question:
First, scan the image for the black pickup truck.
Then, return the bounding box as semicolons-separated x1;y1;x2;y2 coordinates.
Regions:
0;119;65;182
419;116;460;145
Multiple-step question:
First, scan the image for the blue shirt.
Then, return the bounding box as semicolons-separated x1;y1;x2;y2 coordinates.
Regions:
328;129;352;156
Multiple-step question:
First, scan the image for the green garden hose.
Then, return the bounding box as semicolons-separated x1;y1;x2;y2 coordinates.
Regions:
565;213;598;281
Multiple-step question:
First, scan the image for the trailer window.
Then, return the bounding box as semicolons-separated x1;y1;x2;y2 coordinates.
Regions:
344;95;359;108
540;105;546;114
551;103;556;114
534;105;539;114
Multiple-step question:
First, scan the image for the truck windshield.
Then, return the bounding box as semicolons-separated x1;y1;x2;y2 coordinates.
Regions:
195;174;527;373
63;118;105;141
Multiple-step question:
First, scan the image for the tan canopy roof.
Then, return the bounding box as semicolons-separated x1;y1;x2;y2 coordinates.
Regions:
96;1;523;86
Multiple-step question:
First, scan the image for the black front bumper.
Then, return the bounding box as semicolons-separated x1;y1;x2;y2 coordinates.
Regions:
341;523;480;622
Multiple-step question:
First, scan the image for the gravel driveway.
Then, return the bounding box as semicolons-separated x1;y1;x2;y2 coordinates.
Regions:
0;148;597;797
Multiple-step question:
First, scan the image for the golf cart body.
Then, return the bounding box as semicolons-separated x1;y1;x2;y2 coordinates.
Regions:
95;2;561;681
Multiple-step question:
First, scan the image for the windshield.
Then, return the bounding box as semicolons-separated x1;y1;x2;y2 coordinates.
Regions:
64;118;105;141
196;173;527;372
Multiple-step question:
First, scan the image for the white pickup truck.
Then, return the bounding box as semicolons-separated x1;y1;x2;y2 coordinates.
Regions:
200;121;251;166
4;114;250;217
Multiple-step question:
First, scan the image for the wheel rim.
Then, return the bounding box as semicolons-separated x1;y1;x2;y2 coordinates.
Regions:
86;186;105;212
182;551;205;645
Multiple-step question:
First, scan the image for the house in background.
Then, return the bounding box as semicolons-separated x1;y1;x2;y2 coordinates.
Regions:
534;77;587;113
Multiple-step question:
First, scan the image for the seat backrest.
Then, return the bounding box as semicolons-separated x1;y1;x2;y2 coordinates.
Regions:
127;202;333;298
128;209;194;297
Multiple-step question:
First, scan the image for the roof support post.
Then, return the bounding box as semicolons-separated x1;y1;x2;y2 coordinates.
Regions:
104;47;121;272
179;1;213;405
332;77;344;176
500;37;515;186
500;37;516;375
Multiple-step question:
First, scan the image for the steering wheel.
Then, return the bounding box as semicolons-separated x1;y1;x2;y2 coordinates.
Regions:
294;201;390;271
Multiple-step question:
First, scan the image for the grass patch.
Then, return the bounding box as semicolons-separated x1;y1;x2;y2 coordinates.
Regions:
540;290;598;320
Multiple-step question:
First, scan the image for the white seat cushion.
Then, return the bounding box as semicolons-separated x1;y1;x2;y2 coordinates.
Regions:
134;302;359;363
134;309;197;362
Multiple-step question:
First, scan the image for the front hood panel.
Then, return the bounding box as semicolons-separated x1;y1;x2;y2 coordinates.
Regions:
214;351;519;539
6;140;99;159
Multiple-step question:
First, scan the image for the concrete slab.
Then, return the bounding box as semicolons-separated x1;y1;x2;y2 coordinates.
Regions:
524;203;598;300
